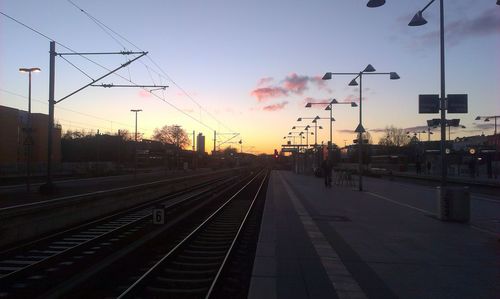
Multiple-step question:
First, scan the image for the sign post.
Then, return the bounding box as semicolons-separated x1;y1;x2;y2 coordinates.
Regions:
152;206;166;224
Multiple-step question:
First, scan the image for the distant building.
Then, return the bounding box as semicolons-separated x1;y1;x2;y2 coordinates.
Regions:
0;105;61;174
197;133;205;153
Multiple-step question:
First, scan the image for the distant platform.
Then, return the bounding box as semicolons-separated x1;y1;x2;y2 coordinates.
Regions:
249;170;499;299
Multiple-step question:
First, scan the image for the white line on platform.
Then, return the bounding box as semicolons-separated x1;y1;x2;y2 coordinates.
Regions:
365;192;431;214
471;195;500;204
366;192;498;237
279;171;368;299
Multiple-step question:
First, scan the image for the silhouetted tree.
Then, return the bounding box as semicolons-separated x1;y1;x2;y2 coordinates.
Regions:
378;125;410;147
152;125;190;149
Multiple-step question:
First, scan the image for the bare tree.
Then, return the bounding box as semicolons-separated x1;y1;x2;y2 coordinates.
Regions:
378;125;410;147
362;131;373;144
153;125;191;149
116;129;132;141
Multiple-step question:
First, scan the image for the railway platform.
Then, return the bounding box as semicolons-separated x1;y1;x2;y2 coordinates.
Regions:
249;170;499;299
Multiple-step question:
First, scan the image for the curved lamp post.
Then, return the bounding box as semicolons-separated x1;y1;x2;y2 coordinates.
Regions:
323;65;399;191
306;98;357;161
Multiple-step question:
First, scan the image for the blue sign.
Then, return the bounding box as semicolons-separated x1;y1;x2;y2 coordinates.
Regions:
447;94;468;113
419;94;440;113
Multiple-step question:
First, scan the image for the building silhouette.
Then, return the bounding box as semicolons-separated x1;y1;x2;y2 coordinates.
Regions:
0;105;61;174
197;133;205;154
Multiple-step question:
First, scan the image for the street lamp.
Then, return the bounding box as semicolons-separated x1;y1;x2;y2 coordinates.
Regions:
19;67;41;191
476;115;499;135
130;109;142;177
323;64;399;191
292;125;311;148
305;98;357;162
365;0;500;201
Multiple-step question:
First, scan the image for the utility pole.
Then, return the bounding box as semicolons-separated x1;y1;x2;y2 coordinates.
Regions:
131;109;142;178
39;41;163;194
213;130;216;155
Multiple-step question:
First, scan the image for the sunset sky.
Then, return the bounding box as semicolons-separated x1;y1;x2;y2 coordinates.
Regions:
1;0;499;154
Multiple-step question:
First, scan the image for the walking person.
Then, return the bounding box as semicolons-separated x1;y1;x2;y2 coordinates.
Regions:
321;159;332;188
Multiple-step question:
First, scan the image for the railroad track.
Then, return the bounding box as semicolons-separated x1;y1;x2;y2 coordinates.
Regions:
115;169;269;299
0;171;249;298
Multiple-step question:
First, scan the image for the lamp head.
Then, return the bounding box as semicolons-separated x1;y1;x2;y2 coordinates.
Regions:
408;11;427;26
305;125;310;129
319;126;323;129
351;102;358;107
331;117;335;121
314;115;320;120
330;98;339;104
322;72;332;80
348;79;359;86
297;117;302;121
390;72;400;80
325;106;331;111
366;0;385;8
484;118;490;122
19;67;41;73
292;126;296;129
305;102;312;108
363;64;376;72
475;116;481;120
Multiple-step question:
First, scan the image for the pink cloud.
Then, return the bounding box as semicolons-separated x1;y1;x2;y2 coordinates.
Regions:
139;90;152;98
251;73;333;102
257;77;274;86
302;97;330;109
283;73;309;94
343;94;360;103
250;87;288;102
263;101;289;111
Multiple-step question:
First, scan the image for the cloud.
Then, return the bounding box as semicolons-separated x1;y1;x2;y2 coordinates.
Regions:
251;73;332;102
418;9;500;47
283;73;310;94
250;87;288;102
257;77;274;86
469;122;495;132
342;94;359;103
404;125;429;132
301;97;330;108
138;90;152;98
337;129;355;133
263;101;289;111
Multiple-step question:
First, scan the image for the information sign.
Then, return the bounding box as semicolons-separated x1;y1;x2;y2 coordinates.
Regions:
419;94;440;113
447;94;468;113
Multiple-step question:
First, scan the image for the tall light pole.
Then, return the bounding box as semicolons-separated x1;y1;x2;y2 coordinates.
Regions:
130;109;142;177
297;116;323;147
476;115;499;135
323;65;399;191
19;67;41;191
306;99;357;161
292;125;311;148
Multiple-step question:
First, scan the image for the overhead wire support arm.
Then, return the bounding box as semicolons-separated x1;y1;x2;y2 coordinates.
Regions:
91;84;168;89
56;52;148;104
56;51;146;56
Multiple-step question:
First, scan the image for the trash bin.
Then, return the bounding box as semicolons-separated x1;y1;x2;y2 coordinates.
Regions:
436;186;470;222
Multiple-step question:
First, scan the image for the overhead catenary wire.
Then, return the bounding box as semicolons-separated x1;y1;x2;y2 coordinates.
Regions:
64;0;234;134
0;10;216;132
0;88;151;133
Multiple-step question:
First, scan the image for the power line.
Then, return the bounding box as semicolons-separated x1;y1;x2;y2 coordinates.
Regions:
0;10;216;132
64;0;234;133
0;88;151;132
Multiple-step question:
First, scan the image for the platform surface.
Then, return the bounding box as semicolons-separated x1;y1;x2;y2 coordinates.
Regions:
249;170;499;299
